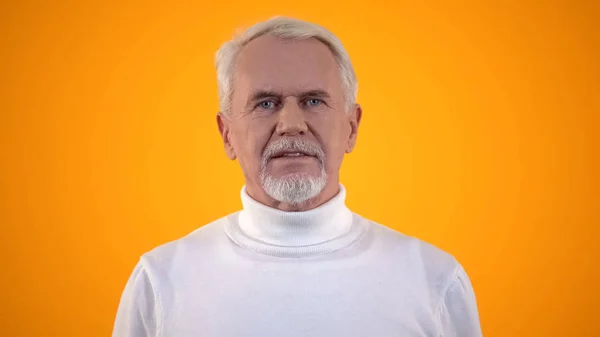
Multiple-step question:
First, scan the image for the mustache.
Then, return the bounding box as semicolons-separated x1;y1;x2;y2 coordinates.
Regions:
262;138;326;162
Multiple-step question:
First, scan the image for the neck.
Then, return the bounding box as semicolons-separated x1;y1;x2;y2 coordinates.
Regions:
245;179;341;212
233;182;359;252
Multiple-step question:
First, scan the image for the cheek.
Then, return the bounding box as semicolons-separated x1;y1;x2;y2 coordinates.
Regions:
233;123;272;164
321;118;349;151
313;120;348;168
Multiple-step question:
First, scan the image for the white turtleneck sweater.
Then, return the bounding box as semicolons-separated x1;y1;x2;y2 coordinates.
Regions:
112;185;482;337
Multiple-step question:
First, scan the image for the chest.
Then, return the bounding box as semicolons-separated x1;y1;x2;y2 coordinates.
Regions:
159;268;440;337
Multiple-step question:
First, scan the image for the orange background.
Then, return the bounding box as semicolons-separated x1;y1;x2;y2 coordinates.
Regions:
1;1;598;336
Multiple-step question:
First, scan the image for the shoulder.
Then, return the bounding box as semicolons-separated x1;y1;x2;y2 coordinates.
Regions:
363;215;458;268
359;214;463;294
137;212;238;276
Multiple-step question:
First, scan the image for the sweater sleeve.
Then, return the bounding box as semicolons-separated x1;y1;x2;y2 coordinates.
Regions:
436;264;482;337
112;261;161;337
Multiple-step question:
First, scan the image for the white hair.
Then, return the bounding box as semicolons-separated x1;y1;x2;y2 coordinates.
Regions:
215;16;358;114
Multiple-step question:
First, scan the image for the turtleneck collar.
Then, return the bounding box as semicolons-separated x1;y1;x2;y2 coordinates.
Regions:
223;184;369;258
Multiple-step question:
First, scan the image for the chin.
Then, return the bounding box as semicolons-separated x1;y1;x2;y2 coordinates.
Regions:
260;171;328;205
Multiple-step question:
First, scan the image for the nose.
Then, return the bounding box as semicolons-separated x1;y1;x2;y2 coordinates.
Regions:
275;97;308;136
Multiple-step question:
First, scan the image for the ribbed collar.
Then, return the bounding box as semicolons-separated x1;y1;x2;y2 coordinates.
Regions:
224;184;368;258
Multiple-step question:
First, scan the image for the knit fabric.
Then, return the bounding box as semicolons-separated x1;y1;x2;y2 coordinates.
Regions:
113;185;482;337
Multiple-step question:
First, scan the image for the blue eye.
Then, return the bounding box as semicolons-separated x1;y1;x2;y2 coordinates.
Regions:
306;98;322;107
258;101;276;109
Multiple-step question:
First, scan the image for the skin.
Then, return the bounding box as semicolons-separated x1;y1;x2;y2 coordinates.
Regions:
217;35;362;212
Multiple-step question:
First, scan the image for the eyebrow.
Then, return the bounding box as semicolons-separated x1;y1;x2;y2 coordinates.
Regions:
247;90;281;104
245;89;332;108
299;89;331;100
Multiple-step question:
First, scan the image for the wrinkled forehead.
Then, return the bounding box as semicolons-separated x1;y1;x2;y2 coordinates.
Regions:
233;35;343;97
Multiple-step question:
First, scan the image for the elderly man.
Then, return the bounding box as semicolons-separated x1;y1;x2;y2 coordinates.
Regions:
113;16;482;337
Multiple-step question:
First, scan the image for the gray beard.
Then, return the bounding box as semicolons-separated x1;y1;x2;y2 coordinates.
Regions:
260;169;328;206
259;138;328;205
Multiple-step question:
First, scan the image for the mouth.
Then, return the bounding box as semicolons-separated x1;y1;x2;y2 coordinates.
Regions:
271;151;316;159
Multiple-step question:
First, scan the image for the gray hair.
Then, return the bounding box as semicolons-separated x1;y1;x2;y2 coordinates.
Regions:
215;16;358;114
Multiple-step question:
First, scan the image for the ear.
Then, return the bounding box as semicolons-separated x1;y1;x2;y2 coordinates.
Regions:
346;104;362;153
217;112;237;160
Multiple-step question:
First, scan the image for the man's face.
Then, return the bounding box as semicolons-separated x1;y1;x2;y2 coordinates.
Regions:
218;35;360;206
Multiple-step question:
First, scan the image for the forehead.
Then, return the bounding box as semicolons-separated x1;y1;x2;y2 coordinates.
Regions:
233;35;341;95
